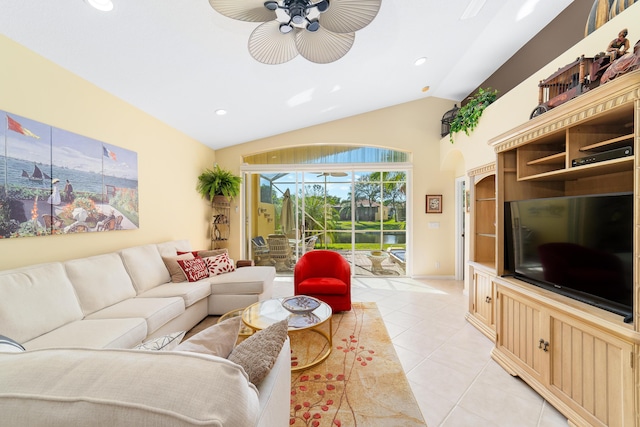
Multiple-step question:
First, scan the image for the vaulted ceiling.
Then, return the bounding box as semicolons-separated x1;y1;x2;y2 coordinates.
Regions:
1;1;578;149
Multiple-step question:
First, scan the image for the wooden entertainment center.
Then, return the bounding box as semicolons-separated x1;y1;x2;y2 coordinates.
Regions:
466;71;640;427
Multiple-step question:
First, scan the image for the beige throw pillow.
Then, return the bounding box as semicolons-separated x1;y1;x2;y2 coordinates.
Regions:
162;253;194;283
177;249;228;258
174;316;242;358
228;319;288;386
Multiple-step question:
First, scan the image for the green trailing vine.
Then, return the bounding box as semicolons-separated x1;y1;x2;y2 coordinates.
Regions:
449;87;497;143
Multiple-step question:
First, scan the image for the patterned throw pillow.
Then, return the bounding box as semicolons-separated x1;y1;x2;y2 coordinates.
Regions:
204;253;236;276
177;256;210;282
228;319;288;386
133;331;186;351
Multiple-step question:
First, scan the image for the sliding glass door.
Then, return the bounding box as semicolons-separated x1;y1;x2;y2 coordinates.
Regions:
244;168;408;277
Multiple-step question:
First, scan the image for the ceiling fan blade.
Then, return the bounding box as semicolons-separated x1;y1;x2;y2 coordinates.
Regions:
209;0;276;22
319;0;381;33
248;21;299;64
295;27;354;64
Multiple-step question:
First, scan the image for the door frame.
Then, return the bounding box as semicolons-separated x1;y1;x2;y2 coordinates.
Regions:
241;164;412;276
455;176;465;281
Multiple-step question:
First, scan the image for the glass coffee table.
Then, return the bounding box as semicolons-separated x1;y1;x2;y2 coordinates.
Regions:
242;297;332;371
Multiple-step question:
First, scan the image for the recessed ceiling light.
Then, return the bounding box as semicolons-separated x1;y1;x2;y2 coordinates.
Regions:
422;86;430;93
85;0;114;12
414;57;427;66
215;109;227;116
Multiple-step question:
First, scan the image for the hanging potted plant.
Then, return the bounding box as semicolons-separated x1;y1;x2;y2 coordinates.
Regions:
449;87;497;143
196;164;242;204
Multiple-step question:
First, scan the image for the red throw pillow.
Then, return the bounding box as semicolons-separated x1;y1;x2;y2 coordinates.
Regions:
204;253;236;276
177;257;210;282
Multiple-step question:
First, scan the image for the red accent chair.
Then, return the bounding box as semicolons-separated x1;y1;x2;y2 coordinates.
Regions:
294;250;351;312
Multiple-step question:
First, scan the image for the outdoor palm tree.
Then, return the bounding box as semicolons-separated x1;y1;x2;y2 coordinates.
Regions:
370;171;406;222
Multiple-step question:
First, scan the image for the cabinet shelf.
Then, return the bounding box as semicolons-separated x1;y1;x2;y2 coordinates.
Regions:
579;133;634;152
476;197;496;202
517;156;633;182
211;197;231;248
526;152;565;166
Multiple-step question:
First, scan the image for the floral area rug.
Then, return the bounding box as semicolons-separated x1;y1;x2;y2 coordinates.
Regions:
289;302;426;426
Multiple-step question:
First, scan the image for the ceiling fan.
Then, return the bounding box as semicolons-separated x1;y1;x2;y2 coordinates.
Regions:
208;0;382;64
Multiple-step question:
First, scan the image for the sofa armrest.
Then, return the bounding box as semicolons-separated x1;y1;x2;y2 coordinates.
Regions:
236;260;255;268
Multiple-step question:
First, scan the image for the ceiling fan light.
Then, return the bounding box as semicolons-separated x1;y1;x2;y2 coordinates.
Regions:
279;23;293;33
316;0;329;12
264;1;279;11
291;14;305;25
307;20;320;31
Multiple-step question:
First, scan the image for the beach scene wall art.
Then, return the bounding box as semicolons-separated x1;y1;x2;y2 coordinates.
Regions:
0;110;139;238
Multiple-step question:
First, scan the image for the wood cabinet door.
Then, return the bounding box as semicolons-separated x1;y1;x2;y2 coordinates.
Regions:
495;288;547;385
473;270;494;328
547;313;635;427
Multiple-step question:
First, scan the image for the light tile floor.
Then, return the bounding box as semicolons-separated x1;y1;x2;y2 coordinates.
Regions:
272;275;569;427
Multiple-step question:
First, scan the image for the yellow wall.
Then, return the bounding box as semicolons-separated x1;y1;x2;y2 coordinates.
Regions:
0;35;216;270
215;96;457;277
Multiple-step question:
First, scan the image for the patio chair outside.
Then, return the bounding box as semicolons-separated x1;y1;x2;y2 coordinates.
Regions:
298;235;318;256
267;234;294;272
251;236;271;265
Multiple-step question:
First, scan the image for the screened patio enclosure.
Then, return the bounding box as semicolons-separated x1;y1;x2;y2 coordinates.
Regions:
242;146;410;277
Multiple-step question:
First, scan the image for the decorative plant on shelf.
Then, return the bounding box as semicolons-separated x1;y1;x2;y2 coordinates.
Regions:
196;164;241;203
449;87;498;143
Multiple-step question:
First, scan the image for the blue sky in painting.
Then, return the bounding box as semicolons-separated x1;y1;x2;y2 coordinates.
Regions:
2;111;137;180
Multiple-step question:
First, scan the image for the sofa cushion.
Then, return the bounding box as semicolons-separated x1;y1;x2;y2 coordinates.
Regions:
177;257;210;282
174;316;242;358
85;297;185;336
228;319;288;386
65;253;137;316
204;253;236;276
134;331;185;351
0;262;83;344
22;318;147;350
162;253;194;283
137;280;211;307
0;348;260;426
120;244;171;293
208;266;276;295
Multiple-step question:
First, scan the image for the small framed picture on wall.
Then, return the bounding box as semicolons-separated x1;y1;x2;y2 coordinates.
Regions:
426;195;442;213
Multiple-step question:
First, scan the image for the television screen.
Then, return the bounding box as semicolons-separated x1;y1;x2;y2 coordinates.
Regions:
505;192;633;319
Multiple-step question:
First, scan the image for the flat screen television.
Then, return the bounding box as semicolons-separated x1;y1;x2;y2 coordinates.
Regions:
504;192;633;321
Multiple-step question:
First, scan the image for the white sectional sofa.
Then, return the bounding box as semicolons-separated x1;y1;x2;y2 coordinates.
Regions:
0;239;290;426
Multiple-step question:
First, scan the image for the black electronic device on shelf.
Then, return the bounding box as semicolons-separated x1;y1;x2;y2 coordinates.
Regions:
571;146;633;167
